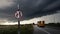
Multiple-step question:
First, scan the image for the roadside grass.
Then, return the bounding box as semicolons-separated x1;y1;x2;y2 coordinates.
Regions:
0;24;33;34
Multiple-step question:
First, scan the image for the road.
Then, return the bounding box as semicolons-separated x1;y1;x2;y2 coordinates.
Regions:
33;25;60;34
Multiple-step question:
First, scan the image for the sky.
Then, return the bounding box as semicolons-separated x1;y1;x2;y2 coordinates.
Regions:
0;0;60;25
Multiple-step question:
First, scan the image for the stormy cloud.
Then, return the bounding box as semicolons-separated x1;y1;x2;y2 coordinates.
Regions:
0;0;60;22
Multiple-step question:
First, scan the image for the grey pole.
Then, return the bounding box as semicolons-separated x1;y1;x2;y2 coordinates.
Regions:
18;18;20;34
17;0;20;34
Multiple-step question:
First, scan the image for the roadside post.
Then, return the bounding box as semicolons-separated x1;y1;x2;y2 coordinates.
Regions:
15;4;22;34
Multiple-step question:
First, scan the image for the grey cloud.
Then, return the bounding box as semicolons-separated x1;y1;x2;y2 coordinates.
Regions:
43;0;60;11
0;0;60;22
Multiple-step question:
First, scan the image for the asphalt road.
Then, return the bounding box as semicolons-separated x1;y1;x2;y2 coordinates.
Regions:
33;25;60;34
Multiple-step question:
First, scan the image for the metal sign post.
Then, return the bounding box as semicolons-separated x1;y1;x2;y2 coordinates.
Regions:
18;18;20;34
15;4;22;34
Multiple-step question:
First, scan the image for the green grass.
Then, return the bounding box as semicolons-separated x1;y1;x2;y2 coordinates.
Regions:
0;24;33;34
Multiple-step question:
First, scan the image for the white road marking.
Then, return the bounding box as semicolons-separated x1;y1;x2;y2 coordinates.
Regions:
37;27;51;34
33;25;51;34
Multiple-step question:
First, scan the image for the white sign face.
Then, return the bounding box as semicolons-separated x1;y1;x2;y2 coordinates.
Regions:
15;11;22;18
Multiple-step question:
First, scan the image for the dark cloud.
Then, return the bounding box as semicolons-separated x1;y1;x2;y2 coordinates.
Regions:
0;0;60;21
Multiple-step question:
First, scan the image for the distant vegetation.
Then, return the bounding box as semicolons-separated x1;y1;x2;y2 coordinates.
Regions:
0;24;33;34
46;22;60;27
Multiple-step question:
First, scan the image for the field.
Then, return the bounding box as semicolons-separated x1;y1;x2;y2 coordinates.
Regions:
0;24;33;34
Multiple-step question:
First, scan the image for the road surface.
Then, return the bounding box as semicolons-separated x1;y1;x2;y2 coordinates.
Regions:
33;25;60;34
